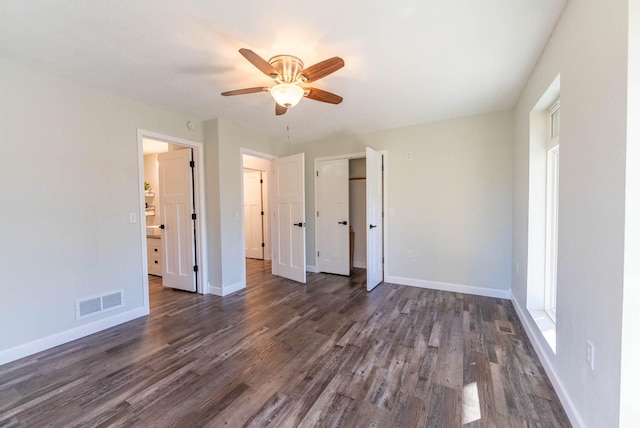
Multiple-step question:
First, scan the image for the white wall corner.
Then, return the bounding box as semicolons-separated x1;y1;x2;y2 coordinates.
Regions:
221;281;246;296
208;282;223;296
510;293;585;428
306;265;318;273
0;307;148;366
385;275;511;299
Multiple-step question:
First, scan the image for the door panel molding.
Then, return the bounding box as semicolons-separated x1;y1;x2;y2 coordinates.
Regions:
273;153;306;283
159;149;197;292
315;158;350;275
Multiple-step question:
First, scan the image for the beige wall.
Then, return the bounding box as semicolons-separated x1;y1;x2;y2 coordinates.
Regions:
203;118;278;295
511;0;634;425
0;57;203;359
278;109;514;296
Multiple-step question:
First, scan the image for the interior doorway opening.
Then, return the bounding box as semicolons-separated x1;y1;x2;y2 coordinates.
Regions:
241;151;274;286
137;130;208;314
314;148;387;291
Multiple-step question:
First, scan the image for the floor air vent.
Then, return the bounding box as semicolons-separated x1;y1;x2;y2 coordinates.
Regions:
76;290;124;320
495;320;515;335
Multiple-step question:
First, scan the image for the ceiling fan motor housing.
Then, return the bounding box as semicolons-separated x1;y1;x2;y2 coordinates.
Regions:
269;55;305;83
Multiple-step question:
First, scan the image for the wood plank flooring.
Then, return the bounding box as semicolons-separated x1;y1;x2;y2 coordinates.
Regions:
0;260;571;427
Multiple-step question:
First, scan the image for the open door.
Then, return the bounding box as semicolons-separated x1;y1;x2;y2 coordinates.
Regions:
273;153;306;283
244;170;264;260
158;148;197;292
316;158;350;275
366;147;383;291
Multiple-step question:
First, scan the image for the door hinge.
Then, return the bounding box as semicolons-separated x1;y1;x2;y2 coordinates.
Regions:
190;160;195;168
382;257;384;263
192;213;197;220
317;211;319;217
194;265;199;272
260;179;263;183
262;243;265;248
317;251;320;257
316;171;319;177
261;211;264;216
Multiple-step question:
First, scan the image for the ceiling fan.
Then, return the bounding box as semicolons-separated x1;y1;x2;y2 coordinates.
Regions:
221;48;344;116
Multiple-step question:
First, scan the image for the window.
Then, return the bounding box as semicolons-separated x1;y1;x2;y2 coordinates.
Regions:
527;75;560;352
545;102;560;323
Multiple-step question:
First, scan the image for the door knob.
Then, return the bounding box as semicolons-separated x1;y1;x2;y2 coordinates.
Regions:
369;224;377;229
293;222;305;227
338;221;347;225
159;224;165;229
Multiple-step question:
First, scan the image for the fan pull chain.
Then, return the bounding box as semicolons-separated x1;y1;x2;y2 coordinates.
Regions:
287;124;291;142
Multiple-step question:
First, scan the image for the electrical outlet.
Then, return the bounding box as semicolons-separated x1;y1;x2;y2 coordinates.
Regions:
407;250;413;258
586;341;595;371
129;212;137;224
406;151;412;160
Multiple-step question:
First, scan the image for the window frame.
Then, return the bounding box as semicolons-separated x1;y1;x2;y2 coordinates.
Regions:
544;101;560;323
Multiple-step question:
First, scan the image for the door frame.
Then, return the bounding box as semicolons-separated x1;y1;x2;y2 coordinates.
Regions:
240;148;276;284
313;150;388;281
137;129;209;312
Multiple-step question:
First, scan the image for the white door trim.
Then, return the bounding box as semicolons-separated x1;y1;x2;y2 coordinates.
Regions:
313;150;388;281
137;129;209;313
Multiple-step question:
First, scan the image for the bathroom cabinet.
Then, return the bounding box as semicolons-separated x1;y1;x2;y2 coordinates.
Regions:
147;236;162;276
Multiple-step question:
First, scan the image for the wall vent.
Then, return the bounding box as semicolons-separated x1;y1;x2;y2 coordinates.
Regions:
76;290;124;320
495;320;516;335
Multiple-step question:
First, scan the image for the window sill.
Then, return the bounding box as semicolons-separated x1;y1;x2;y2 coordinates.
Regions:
528;309;556;353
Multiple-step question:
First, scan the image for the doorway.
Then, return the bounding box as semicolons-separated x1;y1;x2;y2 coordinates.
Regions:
241;150;274;285
314;149;387;291
137;130;208;313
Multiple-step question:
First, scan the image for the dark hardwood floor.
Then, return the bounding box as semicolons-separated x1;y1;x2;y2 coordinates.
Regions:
0;259;570;427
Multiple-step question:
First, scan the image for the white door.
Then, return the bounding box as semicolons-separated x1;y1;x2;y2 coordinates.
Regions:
366;147;383;291
158;149;196;292
273;153;306;283
316;159;350;275
244;170;264;260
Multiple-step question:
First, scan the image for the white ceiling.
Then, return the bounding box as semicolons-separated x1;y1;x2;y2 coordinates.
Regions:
0;0;566;143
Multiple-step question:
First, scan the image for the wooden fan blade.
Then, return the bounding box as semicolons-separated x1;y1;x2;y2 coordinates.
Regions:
239;48;279;78
275;103;287;116
304;88;343;104
221;87;268;96
299;57;344;83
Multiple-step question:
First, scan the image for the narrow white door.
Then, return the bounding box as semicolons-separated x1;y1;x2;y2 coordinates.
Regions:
316;159;350;275
273;153;306;283
244;170;264;260
366;147;383;291
158;149;196;292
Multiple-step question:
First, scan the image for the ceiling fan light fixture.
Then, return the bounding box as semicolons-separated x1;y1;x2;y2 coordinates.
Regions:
270;83;304;108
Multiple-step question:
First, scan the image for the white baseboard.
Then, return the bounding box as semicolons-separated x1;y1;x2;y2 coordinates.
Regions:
306;265;318;273
385;275;511;299
222;281;245;296
208;281;245;297
510;295;584;428
0;306;148;366
208;283;222;296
